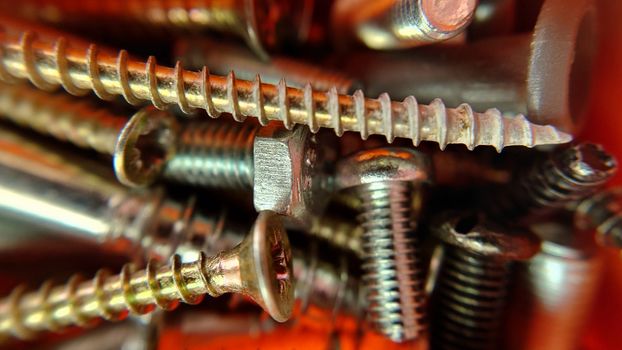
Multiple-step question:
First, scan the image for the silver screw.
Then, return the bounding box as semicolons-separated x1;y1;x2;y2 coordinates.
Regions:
332;0;477;49
0;15;571;151
574;186;622;248
335;147;432;342
430;213;540;350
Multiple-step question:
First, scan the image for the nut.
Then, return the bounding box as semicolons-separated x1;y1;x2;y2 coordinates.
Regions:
253;124;331;226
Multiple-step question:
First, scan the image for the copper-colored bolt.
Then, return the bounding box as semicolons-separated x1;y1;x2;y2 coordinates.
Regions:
0;16;571;151
0;211;294;342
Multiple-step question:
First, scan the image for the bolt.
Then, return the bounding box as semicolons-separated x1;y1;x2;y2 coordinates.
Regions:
175;37;360;94
574;186;622;249
309;215;364;257
486;143;617;220
335;147;432;342
429;213;540;350
0;16;571;151
0;82;178;187
332;0;477;49
0;210;294;342
0;0;316;60
505;221;602;350
343;0;597;132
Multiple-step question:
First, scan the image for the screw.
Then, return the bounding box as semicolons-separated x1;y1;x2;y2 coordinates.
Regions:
505;221;602;350
335;147;432;342
429;213;540;350
332;0;477;49
487;143;618;220
574;186;622;249
343;0;596;132
309;215;363;257
0;210;294;341
175;37;360;94
0;16;571;151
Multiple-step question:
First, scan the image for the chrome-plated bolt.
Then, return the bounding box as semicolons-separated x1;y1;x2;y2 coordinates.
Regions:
343;0;597;132
332;0;477;49
574;186;622;248
487;143;617;220
335;147;432;342
505;221;603;350
430;213;540;350
0;210;294;341
0;16;571;151
0;0;315;60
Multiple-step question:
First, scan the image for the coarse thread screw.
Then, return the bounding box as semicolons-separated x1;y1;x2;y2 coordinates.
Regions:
336;148;431;342
430;213;540;350
309;215;363;257
488;143;618;219
574;186;622;249
0;16;572;151
0;211;294;342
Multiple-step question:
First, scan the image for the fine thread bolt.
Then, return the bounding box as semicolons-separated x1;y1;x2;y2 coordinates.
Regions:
491;143;618;219
0;17;572;151
575;187;622;248
357;182;426;342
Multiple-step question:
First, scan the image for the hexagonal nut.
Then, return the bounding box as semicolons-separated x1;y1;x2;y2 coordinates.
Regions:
253;124;331;226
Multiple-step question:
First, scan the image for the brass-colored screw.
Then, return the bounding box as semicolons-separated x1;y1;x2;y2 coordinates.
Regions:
0;16;571;151
0;211;294;341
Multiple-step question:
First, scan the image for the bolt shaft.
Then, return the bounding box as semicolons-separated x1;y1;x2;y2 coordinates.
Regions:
431;246;511;350
356;181;426;342
575;187;622;248
0;16;571;151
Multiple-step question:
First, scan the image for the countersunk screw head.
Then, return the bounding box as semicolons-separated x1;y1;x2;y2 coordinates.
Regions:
114;107;179;187
434;212;541;260
335;147;433;190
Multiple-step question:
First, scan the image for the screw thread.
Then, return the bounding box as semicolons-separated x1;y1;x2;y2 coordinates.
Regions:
431;246;511;350
391;0;475;42
309;216;363;257
575;186;622;248
0;82;126;154
0;18;572;151
356;181;426;342
492;143;617;218
163;120;257;190
0;252;215;340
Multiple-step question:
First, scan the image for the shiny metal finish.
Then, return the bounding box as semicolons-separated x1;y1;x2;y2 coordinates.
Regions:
332;0;476;49
575;186;622;248
336;148;432;342
430;213;540;350
506;222;603;350
0;16;571;150
0;210;294;341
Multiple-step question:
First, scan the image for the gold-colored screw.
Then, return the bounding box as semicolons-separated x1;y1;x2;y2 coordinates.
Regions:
0;211;294;341
0;16;571;151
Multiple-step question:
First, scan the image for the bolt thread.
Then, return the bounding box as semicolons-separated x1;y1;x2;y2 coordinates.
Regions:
431;246;511;350
391;0;474;41
163;120;257;190
356;181;426;342
491;143;617;219
575;186;622;248
0;17;572;151
0;253;214;340
310;216;363;257
0;82;126;154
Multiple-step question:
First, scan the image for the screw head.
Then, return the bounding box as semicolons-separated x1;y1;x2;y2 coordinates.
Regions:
434;212;541;260
335;147;432;191
553;143;618;183
113;107;179;188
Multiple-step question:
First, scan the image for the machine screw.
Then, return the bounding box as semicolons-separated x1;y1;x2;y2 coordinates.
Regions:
0;16;571;151
429;213;540;350
487;143;617;220
335;147;432;342
332;0;476;49
574;186;622;249
343;0;597;132
0;210;294;342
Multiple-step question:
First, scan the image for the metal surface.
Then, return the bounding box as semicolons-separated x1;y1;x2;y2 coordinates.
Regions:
575;186;622;248
345;0;597;133
430;213;540;350
0;16;572;150
335;148;431;343
506;222;603;350
332;0;476;49
0;210;294;342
